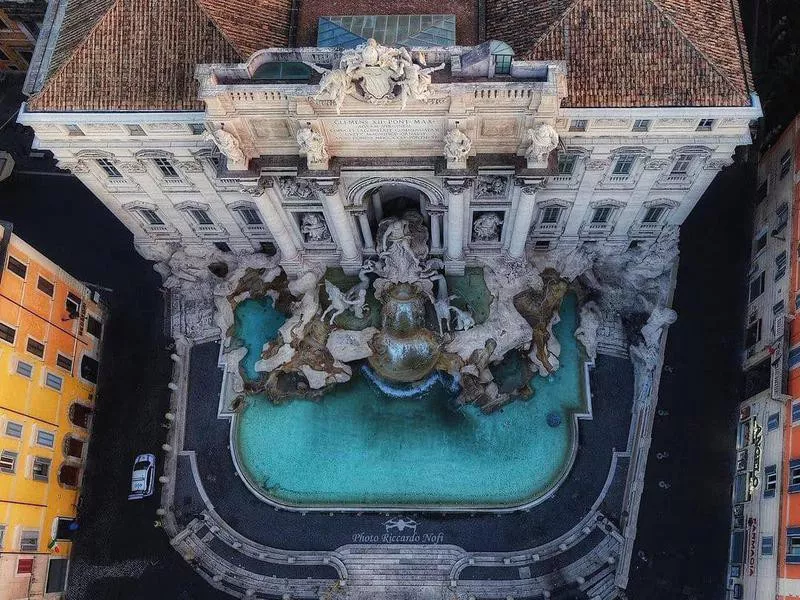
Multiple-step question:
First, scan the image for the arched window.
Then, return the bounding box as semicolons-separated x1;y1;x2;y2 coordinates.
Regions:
58;464;80;488
68;403;92;429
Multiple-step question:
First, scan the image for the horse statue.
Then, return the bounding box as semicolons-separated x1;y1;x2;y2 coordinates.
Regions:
345;262;374;319
321;280;360;325
430;274;456;335
449;305;475;331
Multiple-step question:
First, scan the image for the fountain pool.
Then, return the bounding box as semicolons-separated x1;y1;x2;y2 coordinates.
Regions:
231;290;587;510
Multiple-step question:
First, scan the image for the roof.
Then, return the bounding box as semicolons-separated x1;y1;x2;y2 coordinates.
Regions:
317;14;457;49
27;0;754;112
486;0;754;107
28;0;290;111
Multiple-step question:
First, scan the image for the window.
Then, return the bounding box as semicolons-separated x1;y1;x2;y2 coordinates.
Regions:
745;319;762;348
64;436;84;459
0;524;4;549
65;293;81;317
541;206;562;224
45;558;69;593
494;54;512;75
697;119;715;131
774;300;786;315
56;354;73;372
757;181;768;203
793;400;800;425
16;557;34;575
214;242;231;253
612;154;636;175
749;272;765;302
632;119;651;132
189;209;213;226
86;316;102;338
37;276;54;297
15;360;33;378
96;158;122;178
64;124;84;136
7;255;27;278
776;251;788;281
237;207;263;225
789;532;800;560
4;421;22;439
764;465;778;497
762;536;774;556
26;338;45;358
31;457;50;482
790;461;800;490
643;206;666;223
569;119;588;132
36;430;55;448
534;241;551;251
80;355;99;384
19;529;38;552
189;123;206;135
125;124;147;136
44;372;63;392
781;151;792;179
0;322;15;344
557;154;577;175
0;450;17;473
591;206;614;224
69;404;92;429
671;154;693;175
754;232;767;255
152;158;178;178
777;203;789;230
58;464;80;487
138;209;164;226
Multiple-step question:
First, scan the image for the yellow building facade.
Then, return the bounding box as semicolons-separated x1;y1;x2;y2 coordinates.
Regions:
0;222;107;598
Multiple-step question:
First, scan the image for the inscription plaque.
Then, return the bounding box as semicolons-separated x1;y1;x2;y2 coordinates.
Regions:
324;118;444;145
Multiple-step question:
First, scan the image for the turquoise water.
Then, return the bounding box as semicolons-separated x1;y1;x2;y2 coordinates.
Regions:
235;297;286;381
234;292;585;507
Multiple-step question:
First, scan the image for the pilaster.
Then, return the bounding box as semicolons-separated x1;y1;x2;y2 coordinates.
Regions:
443;178;471;275
312;179;362;274
507;178;544;259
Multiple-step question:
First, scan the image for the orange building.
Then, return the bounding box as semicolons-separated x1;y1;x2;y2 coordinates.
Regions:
0;221;107;599
777;113;800;598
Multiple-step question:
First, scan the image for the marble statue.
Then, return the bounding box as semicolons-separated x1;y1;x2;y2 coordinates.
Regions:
449;305;475;331
431;274;456;335
475;176;507;198
322;280;361;325
444;127;472;165
472;213;503;242
296;125;329;167
396;52;446;109
525;123;559;167
345;263;374;319
306;39;445;113
204;124;246;165
300;213;332;243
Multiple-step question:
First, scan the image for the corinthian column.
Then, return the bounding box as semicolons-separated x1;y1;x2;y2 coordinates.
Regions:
507;180;542;259
444;178;471;275
245;179;299;264
312;179;362;273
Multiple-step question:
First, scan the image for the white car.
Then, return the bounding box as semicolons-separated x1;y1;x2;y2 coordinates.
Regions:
128;453;156;500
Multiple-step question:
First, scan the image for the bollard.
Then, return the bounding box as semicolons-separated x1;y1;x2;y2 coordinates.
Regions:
558;543;568;551
156;508;166;516
165;412;175;421
542;592;551;599
159;476;169;484
245;590;255;597
576;576;585;585
170;353;181;363
168;382;179;391
607;556;616;565
162;443;172;452
212;574;222;582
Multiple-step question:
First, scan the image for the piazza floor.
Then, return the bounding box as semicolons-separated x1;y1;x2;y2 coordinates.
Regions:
164;340;635;599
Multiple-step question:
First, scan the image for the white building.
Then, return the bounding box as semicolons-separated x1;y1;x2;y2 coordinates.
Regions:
17;0;760;278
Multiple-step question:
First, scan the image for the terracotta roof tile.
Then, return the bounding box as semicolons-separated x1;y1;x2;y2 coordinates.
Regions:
488;0;753;107
29;0;241;111
196;0;291;57
28;0;753;111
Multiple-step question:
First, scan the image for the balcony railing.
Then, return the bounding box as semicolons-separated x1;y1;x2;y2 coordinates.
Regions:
242;224;268;237
194;224;226;237
608;174;630;183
